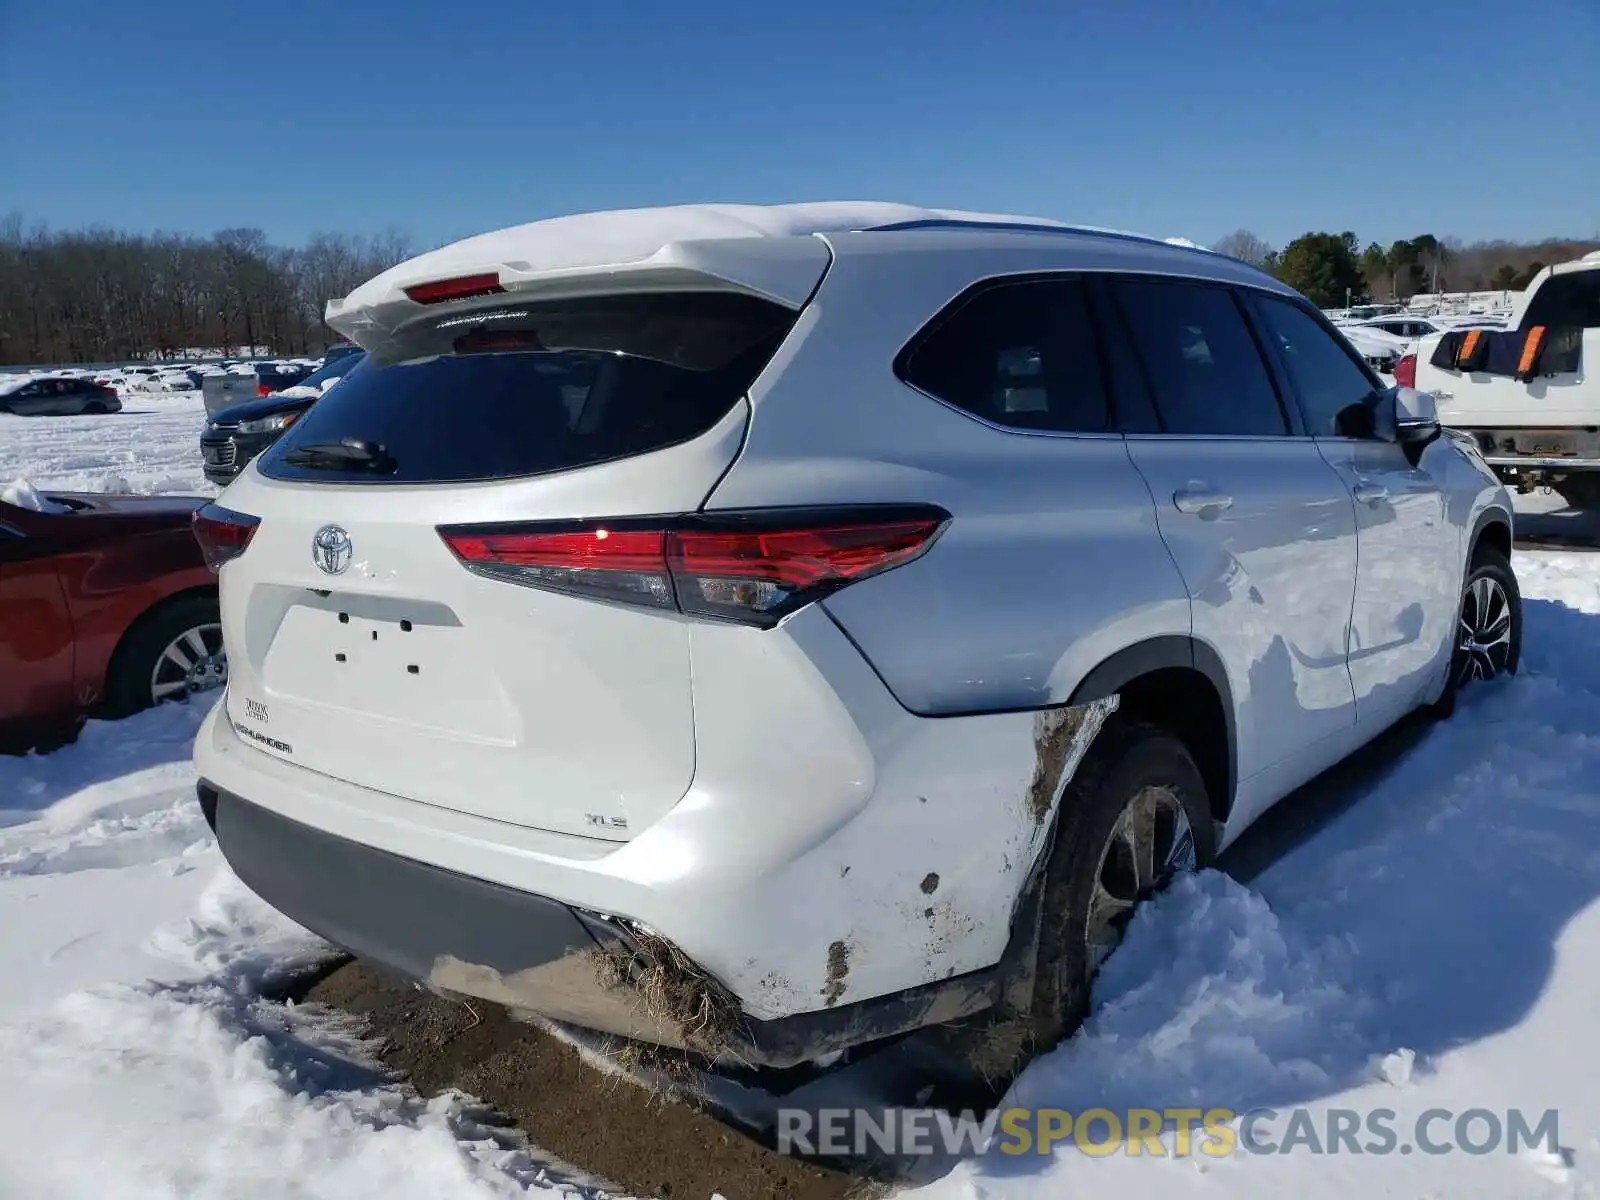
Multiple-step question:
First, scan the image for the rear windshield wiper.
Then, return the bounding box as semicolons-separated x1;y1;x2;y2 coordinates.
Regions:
282;438;398;473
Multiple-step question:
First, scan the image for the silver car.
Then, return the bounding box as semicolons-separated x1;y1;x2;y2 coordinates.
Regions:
0;375;123;416
192;203;1519;1084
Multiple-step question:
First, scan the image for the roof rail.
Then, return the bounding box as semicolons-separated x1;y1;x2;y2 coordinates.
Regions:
859;217;1212;256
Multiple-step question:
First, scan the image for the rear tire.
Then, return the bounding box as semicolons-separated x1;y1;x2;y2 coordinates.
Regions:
104;594;227;718
83;401;109;415
1028;719;1215;1050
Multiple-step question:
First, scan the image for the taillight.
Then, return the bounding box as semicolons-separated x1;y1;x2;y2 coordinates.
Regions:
1395;354;1417;389
257;384;272;397
404;273;505;305
438;507;949;628
192;503;260;573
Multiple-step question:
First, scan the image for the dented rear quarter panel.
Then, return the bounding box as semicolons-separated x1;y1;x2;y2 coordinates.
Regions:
636;609;1122;1018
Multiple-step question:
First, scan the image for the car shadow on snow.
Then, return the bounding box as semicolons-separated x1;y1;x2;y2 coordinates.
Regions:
903;595;1600;1187
1515;501;1600;551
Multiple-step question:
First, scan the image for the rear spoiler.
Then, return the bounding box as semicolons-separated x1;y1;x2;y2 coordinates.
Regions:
326;236;833;359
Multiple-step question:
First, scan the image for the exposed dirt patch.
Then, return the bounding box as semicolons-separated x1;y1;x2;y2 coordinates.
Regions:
821;941;851;1007
1027;708;1091;824
918;873;939;895
304;960;861;1200
1026;698;1117;824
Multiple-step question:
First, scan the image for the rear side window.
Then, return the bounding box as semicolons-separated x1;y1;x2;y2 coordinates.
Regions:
259;292;795;484
1254;297;1382;437
897;278;1111;433
1111;279;1288;436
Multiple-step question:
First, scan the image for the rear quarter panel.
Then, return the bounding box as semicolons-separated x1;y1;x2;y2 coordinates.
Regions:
55;528;215;707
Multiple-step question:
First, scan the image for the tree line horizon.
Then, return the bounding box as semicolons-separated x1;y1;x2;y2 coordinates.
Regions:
4;214;1597;365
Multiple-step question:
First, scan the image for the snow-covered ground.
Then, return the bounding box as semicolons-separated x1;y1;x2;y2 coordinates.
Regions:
2;401;1599;1198
0;390;217;497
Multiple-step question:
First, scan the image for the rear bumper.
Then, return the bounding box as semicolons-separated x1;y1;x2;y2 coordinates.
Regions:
199;778;999;1068
1483;456;1600;471
200;778;609;986
192;603;1118;1045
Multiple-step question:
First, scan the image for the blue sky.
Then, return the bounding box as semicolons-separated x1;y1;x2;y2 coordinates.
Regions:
2;0;1595;253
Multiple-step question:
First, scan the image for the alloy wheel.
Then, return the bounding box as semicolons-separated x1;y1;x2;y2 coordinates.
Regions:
1456;575;1513;685
149;623;228;704
1084;785;1196;973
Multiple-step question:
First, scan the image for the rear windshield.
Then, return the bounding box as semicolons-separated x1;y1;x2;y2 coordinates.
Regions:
258;292;796;484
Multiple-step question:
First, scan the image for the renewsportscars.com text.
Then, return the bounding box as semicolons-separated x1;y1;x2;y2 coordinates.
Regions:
777;1105;1561;1159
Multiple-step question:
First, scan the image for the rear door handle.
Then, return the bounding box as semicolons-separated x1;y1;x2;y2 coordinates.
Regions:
1353;482;1389;505
1173;487;1234;515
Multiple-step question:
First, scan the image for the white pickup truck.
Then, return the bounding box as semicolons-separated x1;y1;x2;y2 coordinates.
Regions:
1409;252;1600;507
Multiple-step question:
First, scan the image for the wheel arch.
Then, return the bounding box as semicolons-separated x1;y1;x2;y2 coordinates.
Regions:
1470;505;1512;563
1067;635;1236;823
101;584;220;710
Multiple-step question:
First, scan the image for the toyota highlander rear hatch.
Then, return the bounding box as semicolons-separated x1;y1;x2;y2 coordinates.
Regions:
204;286;805;841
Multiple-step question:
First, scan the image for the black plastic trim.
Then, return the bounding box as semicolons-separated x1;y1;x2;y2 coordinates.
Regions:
198;781;1000;1070
1067;634;1237;811
199;782;602;982
1470;506;1514;558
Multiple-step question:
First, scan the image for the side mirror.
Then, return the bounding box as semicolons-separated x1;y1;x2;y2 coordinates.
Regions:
1395;386;1439;444
1377;386;1439;445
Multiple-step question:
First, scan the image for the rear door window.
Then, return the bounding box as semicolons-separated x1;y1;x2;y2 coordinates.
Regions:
1110;279;1289;436
259;292;796;484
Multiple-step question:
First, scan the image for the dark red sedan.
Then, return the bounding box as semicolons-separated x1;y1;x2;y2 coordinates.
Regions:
1;490;222;748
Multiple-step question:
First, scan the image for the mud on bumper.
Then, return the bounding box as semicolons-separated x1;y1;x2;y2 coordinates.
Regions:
198;781;1000;1070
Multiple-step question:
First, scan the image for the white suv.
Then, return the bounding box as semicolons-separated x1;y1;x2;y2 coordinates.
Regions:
193;202;1518;1080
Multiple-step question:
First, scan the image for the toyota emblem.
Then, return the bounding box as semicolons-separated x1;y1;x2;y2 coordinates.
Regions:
312;525;353;576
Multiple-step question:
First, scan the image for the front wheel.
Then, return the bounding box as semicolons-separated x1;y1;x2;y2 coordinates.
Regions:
1436;548;1521;716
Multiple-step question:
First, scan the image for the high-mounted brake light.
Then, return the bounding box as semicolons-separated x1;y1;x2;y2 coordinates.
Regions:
438;507;949;628
192;503;260;573
1394;354;1417;389
404;273;506;305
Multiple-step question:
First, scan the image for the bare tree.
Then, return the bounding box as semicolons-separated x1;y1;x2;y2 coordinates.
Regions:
0;222;425;364
1211;230;1276;268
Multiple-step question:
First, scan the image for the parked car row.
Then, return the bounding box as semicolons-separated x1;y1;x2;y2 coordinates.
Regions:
0;346;363;413
202;352;367;483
